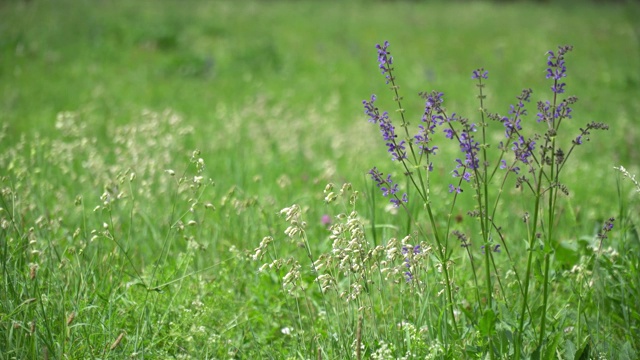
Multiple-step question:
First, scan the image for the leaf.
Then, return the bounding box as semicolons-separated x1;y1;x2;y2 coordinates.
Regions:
554;240;579;269
532;344;541;360
478;308;496;337
543;332;561;360
564;339;576;359
618;341;637;360
574;341;590;360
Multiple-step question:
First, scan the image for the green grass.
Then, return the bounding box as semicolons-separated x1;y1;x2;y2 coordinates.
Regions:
1;0;640;358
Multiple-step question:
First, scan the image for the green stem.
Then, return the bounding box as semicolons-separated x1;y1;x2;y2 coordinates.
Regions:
515;168;544;360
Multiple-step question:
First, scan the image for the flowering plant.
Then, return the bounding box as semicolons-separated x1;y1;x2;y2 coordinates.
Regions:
365;41;612;358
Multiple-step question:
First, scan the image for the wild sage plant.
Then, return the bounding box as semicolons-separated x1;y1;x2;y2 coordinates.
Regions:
257;42;614;358
364;41;612;358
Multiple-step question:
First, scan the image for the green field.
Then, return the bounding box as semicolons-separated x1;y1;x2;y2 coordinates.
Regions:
2;0;640;358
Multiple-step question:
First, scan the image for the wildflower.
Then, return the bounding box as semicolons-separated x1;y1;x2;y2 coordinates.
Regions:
413;92;442;157
481;244;501;254
545;45;573;94
512;135;536;164
321;214;332;227
471;69;489;80
448;119;480;179
363;95;407;161
452;230;470;248
502;88;532;138
597;217;615;240
573;135;583;145
401;244;421;282
376;41;393;84
368;167;408;207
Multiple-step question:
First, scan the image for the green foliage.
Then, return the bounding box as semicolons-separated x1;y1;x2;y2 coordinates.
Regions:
1;0;639;358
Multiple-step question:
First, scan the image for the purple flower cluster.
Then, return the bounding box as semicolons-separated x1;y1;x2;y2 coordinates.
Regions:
481;244;501;254
537;45;575;125
449;118;478;192
471;69;489;80
415;91;445;161
457;123;480;170
502;88;532;138
376;41;394;84
545;45;573;94
536;98;574;124
401;244;421;282
363;95;407;161
368;167;408;207
597;217;615;240
512;135;536;164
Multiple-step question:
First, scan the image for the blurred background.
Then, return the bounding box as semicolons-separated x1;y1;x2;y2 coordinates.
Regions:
1;0;639;196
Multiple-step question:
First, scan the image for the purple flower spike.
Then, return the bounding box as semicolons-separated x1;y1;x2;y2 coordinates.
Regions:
376;41;394;84
369;167;407;207
545;45;573;94
472;69;489;80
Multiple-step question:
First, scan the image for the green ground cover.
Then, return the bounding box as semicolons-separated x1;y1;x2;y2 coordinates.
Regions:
1;0;639;358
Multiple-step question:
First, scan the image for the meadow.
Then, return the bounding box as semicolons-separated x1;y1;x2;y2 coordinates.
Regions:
1;0;640;358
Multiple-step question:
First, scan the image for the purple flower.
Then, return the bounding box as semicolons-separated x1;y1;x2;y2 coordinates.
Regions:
512;135;536;164
376;41;394;84
363;95;407;161
472;68;489;80
597;217;615;240
321;214;332;227
443;128;455;139
545;45;573;94
412;91;446;156
363;95;384;124
369;167;408;207
456;124;480;170
502;88;532;138
481;244;501;254
414;125;438;156
401;245;421;282
536;101;551;123
573;135;583;145
390;193;409;207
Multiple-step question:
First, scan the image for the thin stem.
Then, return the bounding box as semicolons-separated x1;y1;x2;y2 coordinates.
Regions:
477;76;495;359
515;166;544;360
380;52;460;344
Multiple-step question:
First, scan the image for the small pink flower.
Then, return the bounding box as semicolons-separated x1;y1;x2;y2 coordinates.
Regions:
321;214;332;227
